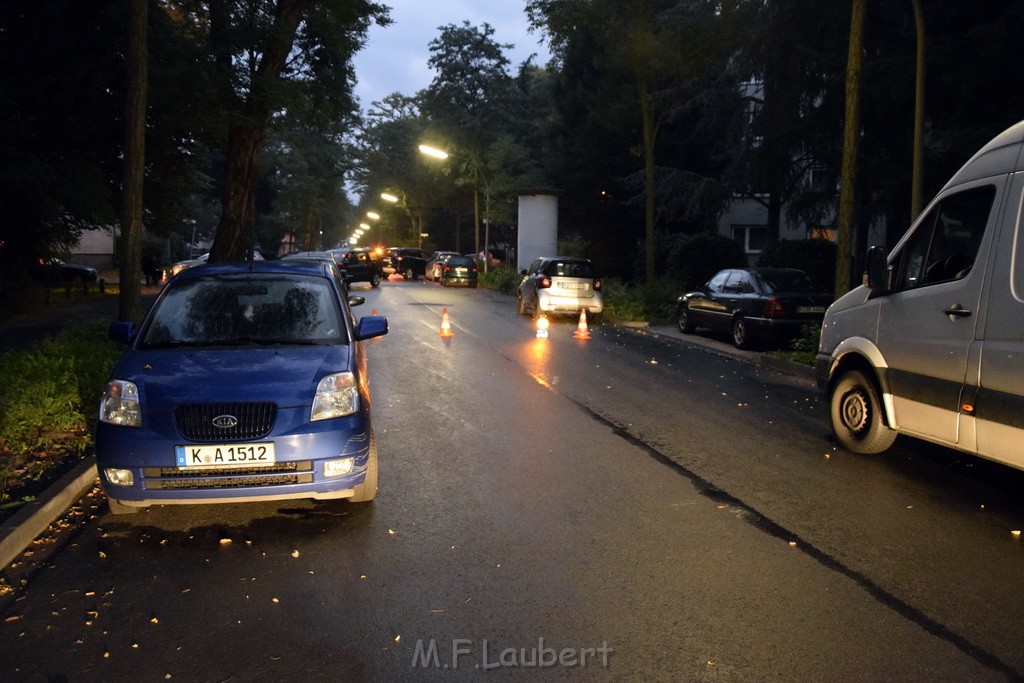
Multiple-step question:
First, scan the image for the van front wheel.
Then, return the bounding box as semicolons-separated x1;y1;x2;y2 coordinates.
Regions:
829;370;897;454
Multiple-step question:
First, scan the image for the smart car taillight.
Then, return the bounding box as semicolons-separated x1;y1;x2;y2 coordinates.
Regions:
763;296;785;318
539;276;552;289
593;278;602;291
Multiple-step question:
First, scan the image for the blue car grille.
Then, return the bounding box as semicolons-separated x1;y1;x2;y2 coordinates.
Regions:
143;462;313;490
175;402;277;441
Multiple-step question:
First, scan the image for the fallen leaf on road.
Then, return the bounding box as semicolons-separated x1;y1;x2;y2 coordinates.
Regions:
1012;530;1021;538
4;615;22;623
291;550;300;558
219;539;232;546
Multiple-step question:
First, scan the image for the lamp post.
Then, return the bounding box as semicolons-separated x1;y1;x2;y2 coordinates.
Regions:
418;144;492;271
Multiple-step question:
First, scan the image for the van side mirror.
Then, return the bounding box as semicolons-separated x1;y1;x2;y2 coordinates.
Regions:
865;245;889;290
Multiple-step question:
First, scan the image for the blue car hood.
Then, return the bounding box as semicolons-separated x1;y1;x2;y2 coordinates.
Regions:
114;345;354;408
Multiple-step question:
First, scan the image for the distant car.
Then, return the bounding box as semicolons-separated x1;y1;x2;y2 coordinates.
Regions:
517;257;603;322
328;247;384;287
169;252;209;277
384;247;429;280
170;251;264;277
439;255;478;287
31;257;98;284
95;259;389;514
425;251;461;281
676;267;833;349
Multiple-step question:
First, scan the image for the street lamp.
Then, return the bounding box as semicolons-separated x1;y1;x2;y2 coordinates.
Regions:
366;211;380;220
418;143;492;271
380;192;399;204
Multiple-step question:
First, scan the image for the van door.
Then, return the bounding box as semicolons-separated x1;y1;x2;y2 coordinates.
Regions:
976;174;1024;468
876;181;1001;444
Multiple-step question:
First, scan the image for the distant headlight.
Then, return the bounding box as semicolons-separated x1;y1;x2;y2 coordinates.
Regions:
99;379;141;427
311;372;359;421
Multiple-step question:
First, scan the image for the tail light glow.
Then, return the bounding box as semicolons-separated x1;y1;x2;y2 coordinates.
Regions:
763;296;785;318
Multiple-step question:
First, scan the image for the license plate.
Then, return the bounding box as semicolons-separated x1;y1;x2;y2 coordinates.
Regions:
175;442;276;469
798;306;827;314
559;282;585;290
454;267;467;274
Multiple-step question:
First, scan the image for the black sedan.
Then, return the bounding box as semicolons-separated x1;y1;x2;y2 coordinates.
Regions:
438;255;478;287
677;268;832;349
30;257;98;284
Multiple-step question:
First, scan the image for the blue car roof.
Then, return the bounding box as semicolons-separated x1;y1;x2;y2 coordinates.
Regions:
174;259;334;281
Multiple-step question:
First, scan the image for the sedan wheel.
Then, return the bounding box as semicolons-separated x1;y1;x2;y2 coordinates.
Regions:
403;268;414;281
531;296;543;320
516;295;527;316
829;370;897;454
677;304;695;333
731;316;750;349
370;273;381;288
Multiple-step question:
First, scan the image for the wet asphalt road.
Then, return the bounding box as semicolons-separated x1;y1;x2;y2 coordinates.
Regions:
2;276;1024;681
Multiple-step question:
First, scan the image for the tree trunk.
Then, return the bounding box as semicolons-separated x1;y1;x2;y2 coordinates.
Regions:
910;0;926;222
119;0;147;323
835;0;866;298
211;125;265;261
640;82;657;285
208;0;310;263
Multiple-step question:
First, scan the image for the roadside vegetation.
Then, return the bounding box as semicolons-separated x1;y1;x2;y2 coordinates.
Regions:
0;324;121;518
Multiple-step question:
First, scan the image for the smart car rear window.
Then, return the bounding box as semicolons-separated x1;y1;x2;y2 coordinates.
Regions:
545;261;593;278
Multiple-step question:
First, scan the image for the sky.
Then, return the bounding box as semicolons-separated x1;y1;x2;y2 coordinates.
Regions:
351;0;552;111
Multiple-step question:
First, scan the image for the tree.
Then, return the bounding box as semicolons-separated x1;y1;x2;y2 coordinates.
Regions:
421;22;520;256
204;0;389;262
120;0;147;324
835;0;866;297
530;0;739;283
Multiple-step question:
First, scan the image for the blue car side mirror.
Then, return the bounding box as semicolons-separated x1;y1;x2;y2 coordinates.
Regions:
355;315;388;341
108;321;138;346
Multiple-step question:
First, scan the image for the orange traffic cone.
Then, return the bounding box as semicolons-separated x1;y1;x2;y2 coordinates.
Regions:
439;307;454;337
573;309;591;339
371;308;377;316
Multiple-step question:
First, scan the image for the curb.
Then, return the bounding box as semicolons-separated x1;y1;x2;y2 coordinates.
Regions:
0;457;98;571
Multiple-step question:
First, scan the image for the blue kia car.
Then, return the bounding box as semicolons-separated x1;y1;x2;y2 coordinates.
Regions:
95;260;388;514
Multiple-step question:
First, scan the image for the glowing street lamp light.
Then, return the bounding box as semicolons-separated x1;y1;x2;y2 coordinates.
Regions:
366;211;380;220
380;192;399;203
359;223;371;231
418;144;449;160
418;143;491;269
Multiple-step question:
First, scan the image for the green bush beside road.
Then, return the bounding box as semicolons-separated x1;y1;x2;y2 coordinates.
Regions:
0;323;121;513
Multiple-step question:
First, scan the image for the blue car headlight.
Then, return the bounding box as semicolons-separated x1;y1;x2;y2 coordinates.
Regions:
99;379;141;427
311;372;359;421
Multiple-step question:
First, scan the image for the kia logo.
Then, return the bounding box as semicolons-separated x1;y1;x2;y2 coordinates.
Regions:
211;415;239;429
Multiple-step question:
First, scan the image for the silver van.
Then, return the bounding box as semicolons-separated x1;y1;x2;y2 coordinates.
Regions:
816;119;1024;471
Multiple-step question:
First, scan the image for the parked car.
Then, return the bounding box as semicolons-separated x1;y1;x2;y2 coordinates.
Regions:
439;255;478;287
677;268;832;349
95;259;389;514
30;257;98;284
817;118;1024;471
384;247;429;280
330;247;384;287
170;251;264;278
425;251;461;281
517;257;603;321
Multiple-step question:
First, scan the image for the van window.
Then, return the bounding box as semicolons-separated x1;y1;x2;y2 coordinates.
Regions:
894;185;995;290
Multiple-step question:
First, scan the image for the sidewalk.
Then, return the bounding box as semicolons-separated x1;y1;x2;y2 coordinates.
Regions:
632;322;816;385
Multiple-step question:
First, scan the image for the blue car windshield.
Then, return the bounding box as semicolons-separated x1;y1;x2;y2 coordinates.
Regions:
139;274;346;348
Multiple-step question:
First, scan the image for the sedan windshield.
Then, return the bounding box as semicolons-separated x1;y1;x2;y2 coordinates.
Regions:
139;274;346;348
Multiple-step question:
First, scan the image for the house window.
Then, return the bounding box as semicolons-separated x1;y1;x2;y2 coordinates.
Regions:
810;227;836;242
731;225;768;254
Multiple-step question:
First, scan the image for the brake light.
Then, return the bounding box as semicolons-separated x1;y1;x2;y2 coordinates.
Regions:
593;278;602;292
444;265;451;272
539;276;552;289
763;296;785;318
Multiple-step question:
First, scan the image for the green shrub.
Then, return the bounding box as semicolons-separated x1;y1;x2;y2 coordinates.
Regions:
757;238;836;292
602;277;681;324
666;233;748;290
479;264;522;295
776;323;821;365
0;322;121;456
